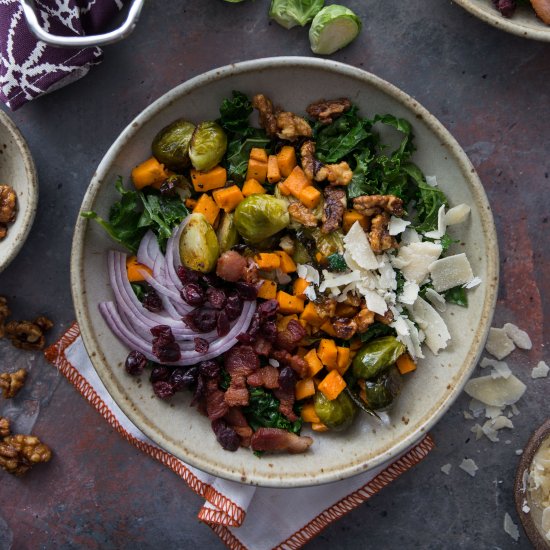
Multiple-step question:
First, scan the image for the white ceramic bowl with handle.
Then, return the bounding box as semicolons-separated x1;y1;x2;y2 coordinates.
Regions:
71;57;499;487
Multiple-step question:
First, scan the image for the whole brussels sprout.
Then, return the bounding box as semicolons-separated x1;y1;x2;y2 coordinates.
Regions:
189;121;228;172
178;213;220;273
152;120;195;171
216;212;239;253
309;5;362;55
234;195;290;244
269;0;324;29
363;366;403;410
314;390;357;431
352;336;406;380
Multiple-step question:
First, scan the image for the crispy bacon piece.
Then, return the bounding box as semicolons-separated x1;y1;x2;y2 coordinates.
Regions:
205;379;229;420
224;345;260;407
250;428;313;454
224;407;253;448
253;336;273;356
275;319;306;352
216;251;247;283
272;350;309;378
247;366;280;389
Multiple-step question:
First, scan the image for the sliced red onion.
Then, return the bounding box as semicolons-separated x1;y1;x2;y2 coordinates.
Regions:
137;230;160;269
164;219;188;289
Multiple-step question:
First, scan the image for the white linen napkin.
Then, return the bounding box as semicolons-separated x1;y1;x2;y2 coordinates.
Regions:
45;324;434;550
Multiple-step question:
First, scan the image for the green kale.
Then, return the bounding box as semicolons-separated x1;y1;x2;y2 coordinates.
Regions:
327;253;348;272
131;283;147;302
219;369;231;391
439;233;459;253
414;181;448;233
225;132;270;183
359;322;396;343
243;387;302;434
445;285;468;307
218;90;253;134
81;177;146;254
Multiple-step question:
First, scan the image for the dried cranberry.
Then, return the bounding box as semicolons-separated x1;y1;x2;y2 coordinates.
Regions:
217;310;230;337
150;365;171;383
191;374;206;407
143;287;163;313
235;281;258;300
211;419;240;452
181;283;205;307
207;287;227;309
194;337;209;353
278;366;296;393
150;325;174;340
201;272;223;288
261;320;277;342
248;312;261;339
154;341;181;363
177;265;200;285
225;292;243;321
257;299;279;320
159;178;176;196
171;366;199;391
184;308;218;333
236;333;253;344
152;381;175;400
199;360;220;378
493;0;516;16
125;350;148;376
276;320;306;351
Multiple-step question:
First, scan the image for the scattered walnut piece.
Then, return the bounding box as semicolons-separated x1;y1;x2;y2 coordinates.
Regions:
5;316;53;351
300;141;352;185
0;185;16;224
369;212;398;253
288;202;318;228
332;317;357;340
306;98;352;124
322;186;346;233
252;94;278;137
0;417;10;438
375;309;394;325
354;307;375;333
0;296;10;338
353;194;404;217
0;368;27;398
0;435;52;476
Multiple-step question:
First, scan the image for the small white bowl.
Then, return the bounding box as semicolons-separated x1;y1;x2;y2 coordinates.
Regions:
454;0;550;41
0;111;38;273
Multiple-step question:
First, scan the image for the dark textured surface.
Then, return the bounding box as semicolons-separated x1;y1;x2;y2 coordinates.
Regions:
0;0;549;548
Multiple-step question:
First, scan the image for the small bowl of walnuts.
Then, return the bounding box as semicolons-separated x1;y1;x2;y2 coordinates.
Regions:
0;110;38;273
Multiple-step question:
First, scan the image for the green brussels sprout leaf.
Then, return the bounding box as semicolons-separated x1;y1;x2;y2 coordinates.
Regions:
269;0;325;29
309;5;362;55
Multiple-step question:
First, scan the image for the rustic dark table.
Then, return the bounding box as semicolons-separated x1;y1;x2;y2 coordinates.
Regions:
1;0;549;548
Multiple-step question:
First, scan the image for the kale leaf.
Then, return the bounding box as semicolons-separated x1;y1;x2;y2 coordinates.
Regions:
414;181;448;233
225;132;270;183
327;253;348;272
445;286;468;307
218;90;253;134
244;387;302;434
359;322;396;343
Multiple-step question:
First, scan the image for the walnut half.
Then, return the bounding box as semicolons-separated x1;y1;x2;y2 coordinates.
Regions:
0;368;27;398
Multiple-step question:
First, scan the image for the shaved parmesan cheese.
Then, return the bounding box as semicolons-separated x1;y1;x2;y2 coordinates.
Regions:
516;449;523;456
360;288;388;315
320;270;361;292
469;398;485;418
392;242;442;284
486;327;516;360
471;424;484;440
503;513;520;542
408;297;450;355
441;464;452;475
521;501;530;514
542;507;550;540
268;358;280;368
398;280;419;305
464;374;526;407
304;285;317;301
344;222;379;270
459;458;479;477
377;256;397;291
425;288;446;312
428;253;474;292
485;405;504;419
491;416;514;430
297;264;320;285
425;175;438;187
463;276;482;289
463;411;474;420
388;216;410;236
391;314;424;359
532;361;550;379
401;227;421;244
445;204;471;225
424;204;447;240
480;357;512;379
503;323;532;350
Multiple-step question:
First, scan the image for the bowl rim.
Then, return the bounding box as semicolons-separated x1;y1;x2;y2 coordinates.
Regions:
0;110;38;274
71;56;499;487
453;0;550;41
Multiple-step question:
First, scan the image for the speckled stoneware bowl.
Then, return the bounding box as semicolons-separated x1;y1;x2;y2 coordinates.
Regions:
71;57;499;487
454;0;550;41
0;110;38;273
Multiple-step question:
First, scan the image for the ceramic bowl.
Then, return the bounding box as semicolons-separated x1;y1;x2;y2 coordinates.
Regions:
71;57;499;487
0;110;38;273
515;419;550;549
454;0;550;41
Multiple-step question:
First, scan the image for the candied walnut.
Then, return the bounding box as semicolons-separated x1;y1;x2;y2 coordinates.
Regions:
0;185;16;224
314;297;337;320
275;111;312;141
375;309;394;325
288;202;318;228
0;434;52;476
353;307;376;333
0;369;27;398
300;141;323;181
5;316;53;351
0;417;10;438
0;225;6;240
252;94;278;137
343;293;362;308
0;296;10;338
322;186;346;233
300;141;352;186
353;194;404;217
306;98;352;124
332;317;357;340
369;212;398;253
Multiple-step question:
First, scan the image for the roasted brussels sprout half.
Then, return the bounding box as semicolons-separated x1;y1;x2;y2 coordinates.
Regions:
352;336;406;380
189;121;228;172
314;390;357;431
308;228;344;257
309;5;362;55
292;240;311;264
269;0;324;29
234;195;290;244
216;212;239;253
363;366;403;410
178;213;220;273
152;120;195;170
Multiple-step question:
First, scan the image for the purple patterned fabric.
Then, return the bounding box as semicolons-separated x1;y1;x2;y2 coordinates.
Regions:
0;0;126;110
